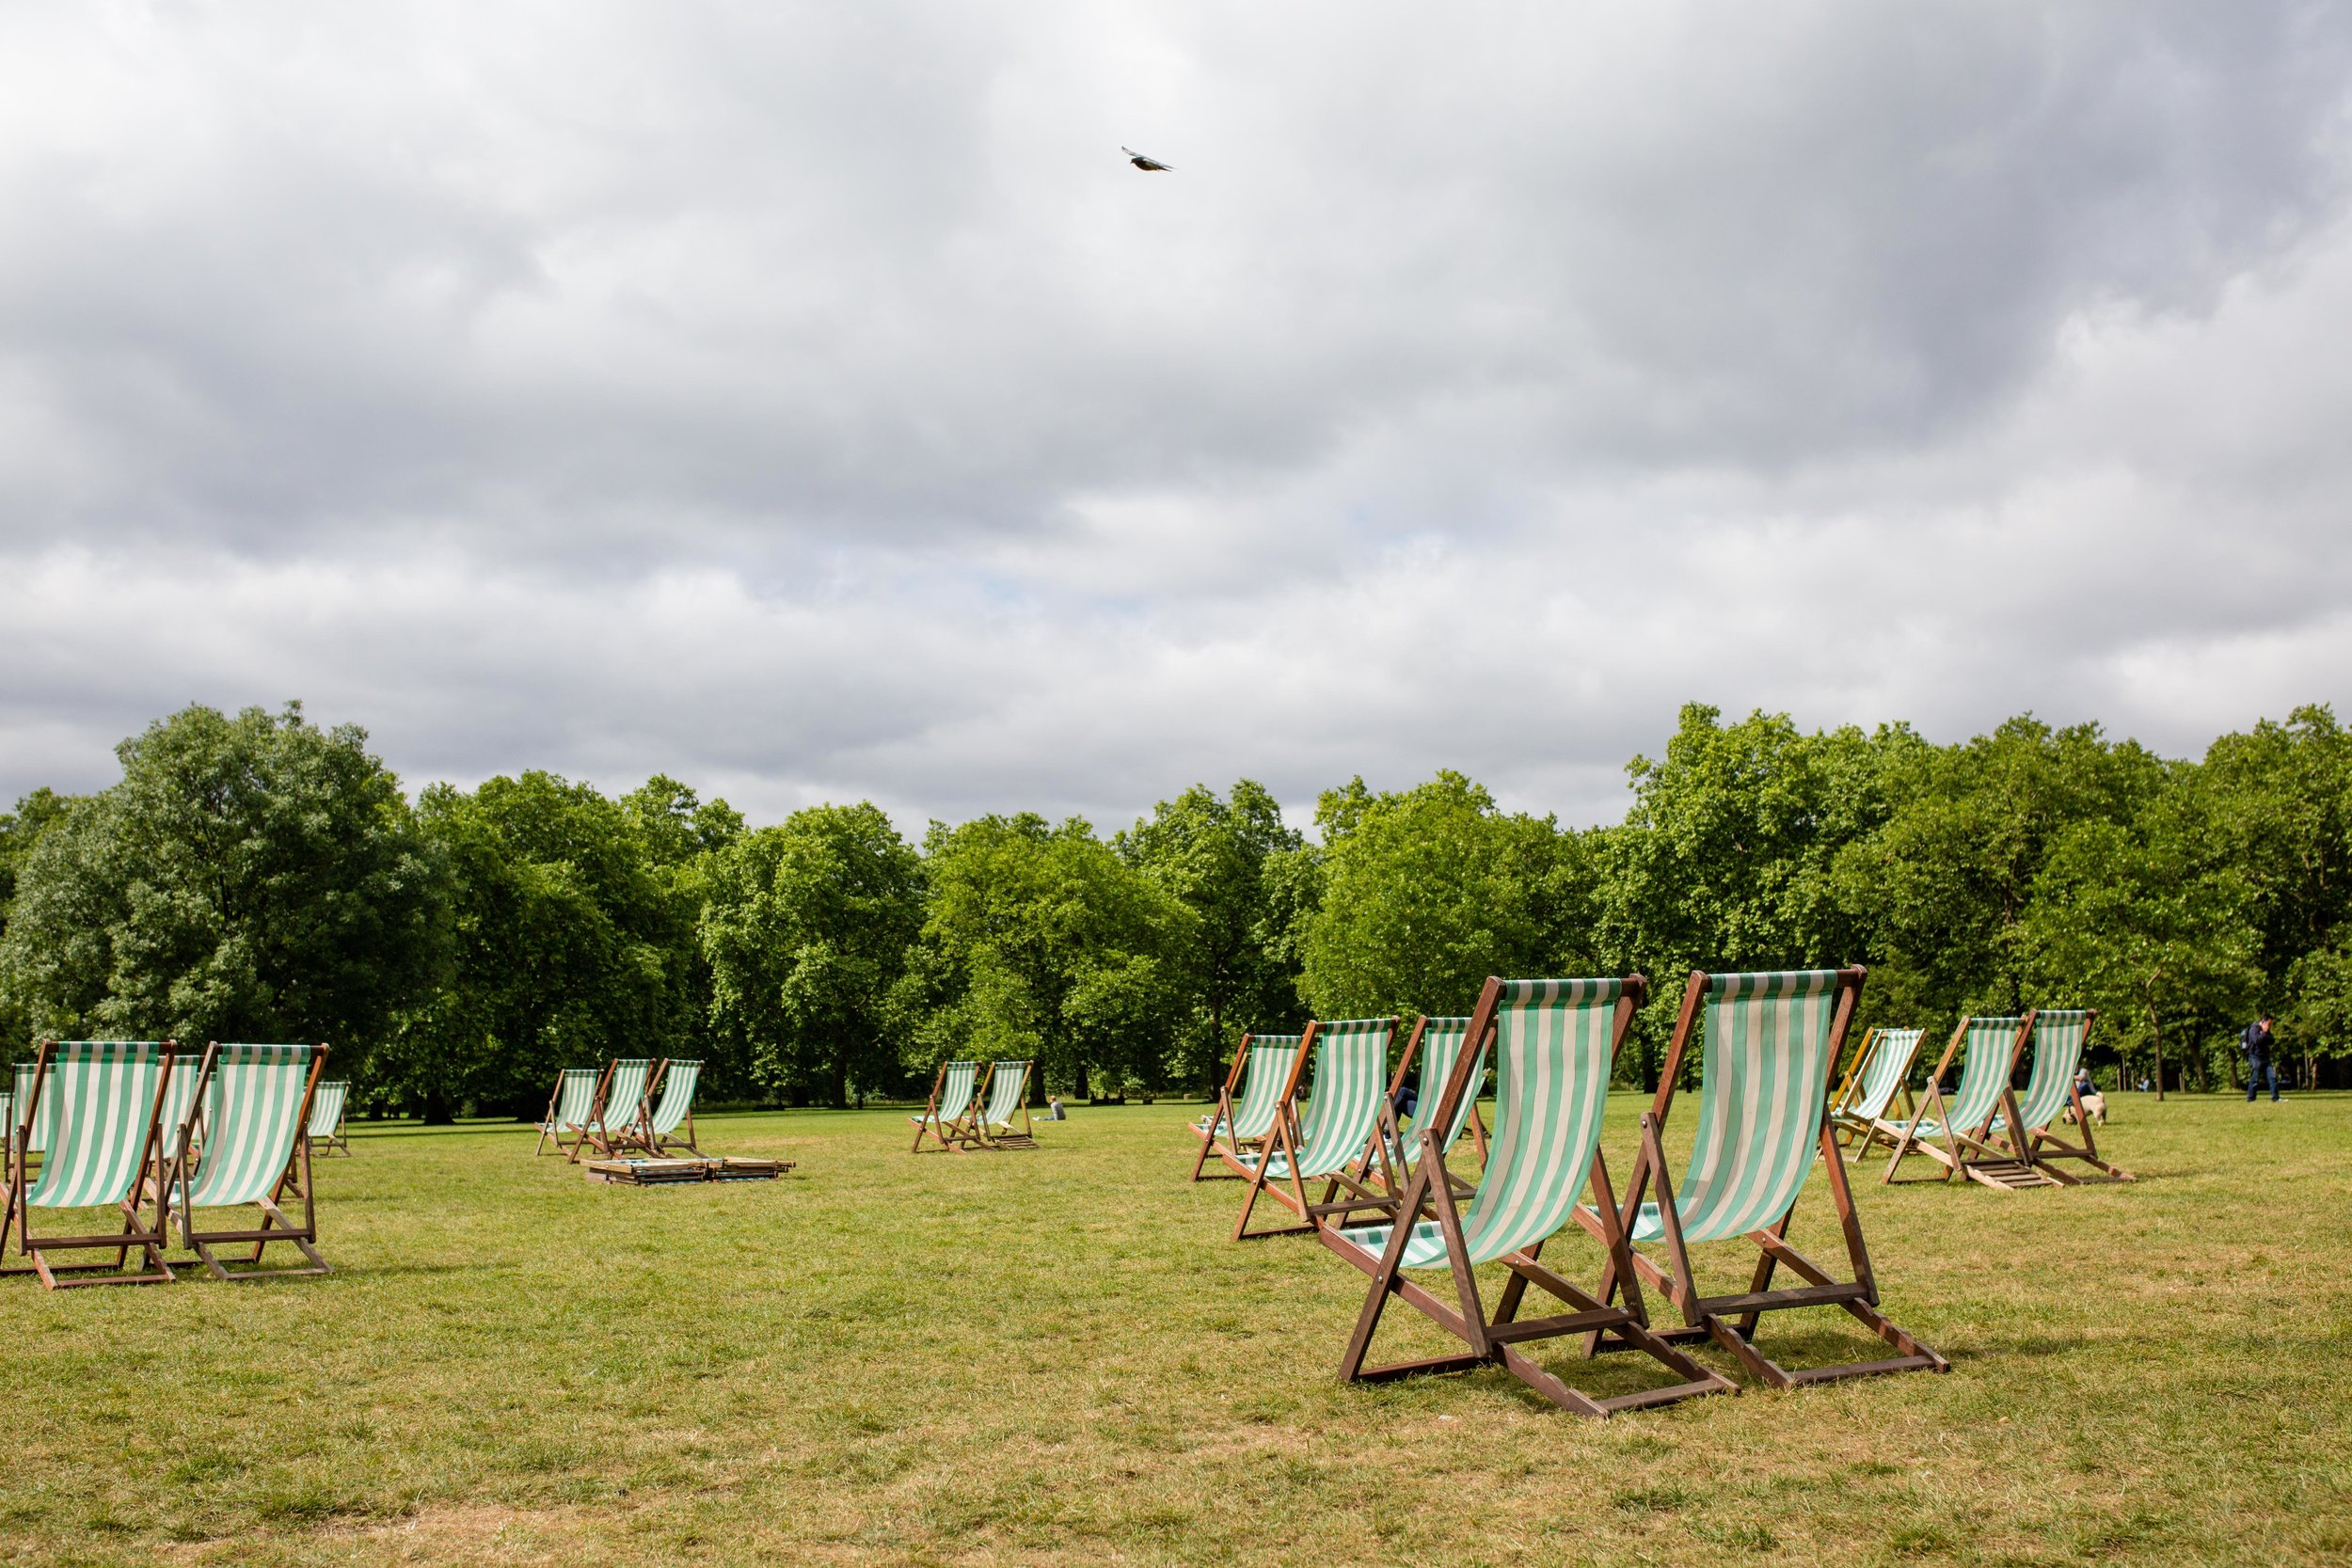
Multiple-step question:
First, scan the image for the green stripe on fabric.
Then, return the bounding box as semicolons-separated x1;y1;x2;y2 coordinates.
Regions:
185;1044;313;1208
650;1061;702;1135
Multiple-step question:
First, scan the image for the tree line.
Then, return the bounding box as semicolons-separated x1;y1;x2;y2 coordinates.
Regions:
1;699;2344;1117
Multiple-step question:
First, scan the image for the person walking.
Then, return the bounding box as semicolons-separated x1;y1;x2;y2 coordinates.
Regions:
2241;1014;2282;1102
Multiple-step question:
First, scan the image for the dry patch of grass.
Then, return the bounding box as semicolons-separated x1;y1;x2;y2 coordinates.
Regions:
2;1093;2348;1565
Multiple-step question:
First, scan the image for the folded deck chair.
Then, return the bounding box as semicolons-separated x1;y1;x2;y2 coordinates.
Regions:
1992;1009;2132;1183
1829;1026;1923;1163
1189;1032;1295;1181
2;1042;179;1289
910;1060;985;1153
977;1060;1037;1149
1591;968;1947;1388
307;1080;352;1156
1324;976;1736;1417
1229;1018;1395;1241
570;1057;658;1163
165;1043;330;1280
534;1068;601;1157
642;1058;705;1155
1880;1014;2048;1189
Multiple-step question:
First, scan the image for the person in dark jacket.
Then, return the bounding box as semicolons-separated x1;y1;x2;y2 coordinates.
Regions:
2242;1015;2282;1102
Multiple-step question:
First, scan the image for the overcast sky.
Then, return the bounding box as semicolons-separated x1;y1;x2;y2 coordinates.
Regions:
5;3;2350;834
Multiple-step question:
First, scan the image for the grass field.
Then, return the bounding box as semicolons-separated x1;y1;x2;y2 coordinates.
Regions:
2;1092;2347;1566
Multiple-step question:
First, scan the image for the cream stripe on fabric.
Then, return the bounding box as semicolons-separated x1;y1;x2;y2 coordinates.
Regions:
307;1081;350;1138
934;1062;977;1122
1251;1020;1392;1180
649;1061;702;1135
1343;980;1621;1269
185;1045;312;1208
1995;1010;2091;1133
600;1059;654;1130
552;1069;598;1128
1632;971;1842;1245
1849;1028;1921;1120
982;1062;1027;1128
26;1042;167;1210
1913;1017;2019;1136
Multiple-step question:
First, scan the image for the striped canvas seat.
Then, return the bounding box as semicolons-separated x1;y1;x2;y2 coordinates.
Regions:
1206;1036;1293;1142
1344;981;1619;1268
12;1063;53;1156
307;1080;352;1154
535;1068;600;1155
1842;1028;1919;1122
1238;1020;1391;1184
977;1061;1038;1148
1393;1015;1487;1169
646;1060;702;1153
169;1044;331;1280
912;1060;985;1152
156;1053;209;1164
1907;1017;2019;1139
573;1058;655;1161
1992;1011;2091;1135
4;1042;179;1289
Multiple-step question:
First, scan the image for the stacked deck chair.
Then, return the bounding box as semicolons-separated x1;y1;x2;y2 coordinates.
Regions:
643;1058;705;1156
1880;1015;2048;1189
1324;1014;1490;1227
1189;1032;1295;1181
571;1057;657;1164
977;1060;1037;1149
165;1043;330;1280
910;1060;986;1153
1589;969;1947;1387
1324;977;1736;1417
1992;1009;2132;1184
2;1042;179;1289
1229;1018;1395;1241
534;1068;601;1157
307;1080;352;1157
1828;1026;1924;1164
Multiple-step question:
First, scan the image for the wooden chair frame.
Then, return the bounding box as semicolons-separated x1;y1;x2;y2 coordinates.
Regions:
2;1041;179;1289
910;1060;987;1153
1324;976;1736;1417
1590;969;1948;1389
977;1061;1038;1149
1879;1014;2036;1188
165;1042;332;1282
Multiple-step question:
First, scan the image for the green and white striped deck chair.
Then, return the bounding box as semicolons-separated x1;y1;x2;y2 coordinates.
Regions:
1323;1014;1492;1227
1596;969;1947;1388
2;1041;179;1289
1230;1017;1394;1240
572;1057;656;1162
1829;1026;1923;1162
307;1080;352;1156
1994;1009;2131;1183
534;1068;600;1157
166;1043;330;1280
1323;976;1733;1417
644;1058;704;1155
1190;1032;1296;1181
977;1060;1037;1148
1881;1014;2035;1188
910;1060;984;1153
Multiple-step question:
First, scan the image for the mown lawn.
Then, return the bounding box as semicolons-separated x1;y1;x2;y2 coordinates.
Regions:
1;1092;2346;1566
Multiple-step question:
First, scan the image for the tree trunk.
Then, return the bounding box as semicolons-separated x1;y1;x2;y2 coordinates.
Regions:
830;1059;848;1111
421;1086;454;1125
2150;1014;2166;1102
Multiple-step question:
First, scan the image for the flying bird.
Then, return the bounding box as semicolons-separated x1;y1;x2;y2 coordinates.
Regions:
1122;147;1174;172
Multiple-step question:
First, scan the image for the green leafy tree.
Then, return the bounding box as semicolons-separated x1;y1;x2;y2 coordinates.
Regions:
701;802;923;1107
0;704;442;1082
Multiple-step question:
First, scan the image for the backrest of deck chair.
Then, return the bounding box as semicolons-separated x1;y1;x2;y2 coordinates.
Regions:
550;1069;598;1129
23;1042;167;1210
183;1044;315;1208
1657;970;1847;1244
308;1080;351;1139
598;1059;655;1129
1448;978;1625;1263
13;1062;52;1154
1285;1018;1392;1177
157;1053;208;1160
933;1061;978;1122
2010;1009;2091;1132
1228;1036;1295;1140
1940;1016;2023;1132
648;1060;701;1136
981;1061;1028;1127
1846;1027;1921;1121
1400;1016;1486;1165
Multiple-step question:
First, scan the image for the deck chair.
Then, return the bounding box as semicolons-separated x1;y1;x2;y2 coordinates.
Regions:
2;1042;179;1288
977;1060;1037;1148
1993;1009;2132;1183
1189;1032;1295;1181
1880;1014;2048;1189
1324;976;1736;1417
910;1060;985;1152
1591;968;1947;1388
534;1068;600;1157
1829;1026;1923;1163
1229;1018;1395;1241
1322;1015;1491;1226
165;1043;330;1280
570;1057;657;1163
643;1059;705;1155
307;1080;352;1156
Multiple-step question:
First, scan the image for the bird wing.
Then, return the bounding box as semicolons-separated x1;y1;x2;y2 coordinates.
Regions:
1121;147;1173;170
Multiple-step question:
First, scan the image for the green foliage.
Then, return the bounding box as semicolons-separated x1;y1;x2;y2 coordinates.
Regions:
701;802;923;1107
0;704;440;1080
